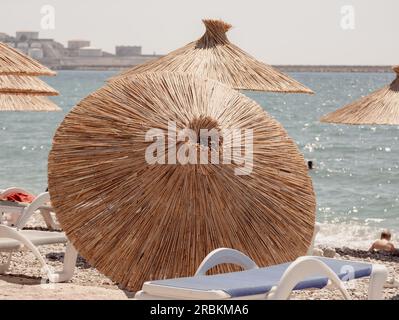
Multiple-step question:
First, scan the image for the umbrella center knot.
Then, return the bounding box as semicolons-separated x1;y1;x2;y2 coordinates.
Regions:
187;116;222;150
196;19;232;48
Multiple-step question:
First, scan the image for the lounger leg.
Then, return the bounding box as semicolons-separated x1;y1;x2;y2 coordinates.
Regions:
39;208;60;230
368;264;388;300
0;225;76;283
47;242;78;283
135;290;169;300
0;252;12;274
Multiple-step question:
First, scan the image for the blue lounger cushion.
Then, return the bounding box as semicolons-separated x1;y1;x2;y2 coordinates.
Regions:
146;257;372;298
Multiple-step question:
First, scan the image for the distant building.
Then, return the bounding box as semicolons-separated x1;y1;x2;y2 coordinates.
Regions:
28;48;44;59
0;32;9;42
16;31;39;42
115;45;142;56
0;30;163;70
78;46;102;57
68;40;91;50
66;40;91;57
30;42;42;48
16;42;29;54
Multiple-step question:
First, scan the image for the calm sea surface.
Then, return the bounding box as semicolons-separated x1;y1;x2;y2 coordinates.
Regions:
1;71;398;248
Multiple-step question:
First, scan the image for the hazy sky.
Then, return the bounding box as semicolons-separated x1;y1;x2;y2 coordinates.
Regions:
1;0;398;65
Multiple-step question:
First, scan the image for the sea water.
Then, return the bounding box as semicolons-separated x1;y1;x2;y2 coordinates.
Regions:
0;70;398;248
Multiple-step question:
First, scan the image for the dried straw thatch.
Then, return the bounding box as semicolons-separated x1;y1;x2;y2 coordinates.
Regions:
321;66;399;125
0;94;60;111
0;75;58;95
48;72;316;291
110;19;313;94
0;42;59;111
0;42;55;76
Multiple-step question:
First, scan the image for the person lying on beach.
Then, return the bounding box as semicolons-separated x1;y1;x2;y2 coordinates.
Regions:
369;230;396;253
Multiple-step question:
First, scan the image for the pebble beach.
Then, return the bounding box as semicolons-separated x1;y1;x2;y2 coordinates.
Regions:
1;214;398;300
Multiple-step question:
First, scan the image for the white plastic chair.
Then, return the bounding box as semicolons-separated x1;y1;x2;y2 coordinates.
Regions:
0;192;77;283
135;224;388;300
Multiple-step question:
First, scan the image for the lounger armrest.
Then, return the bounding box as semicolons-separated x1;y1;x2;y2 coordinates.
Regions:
195;248;258;276
0;187;34;199
307;222;320;255
270;256;351;300
368;264;388;300
47;242;78;283
15;192;50;229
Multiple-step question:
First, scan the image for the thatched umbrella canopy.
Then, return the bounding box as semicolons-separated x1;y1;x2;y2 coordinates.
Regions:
0;42;55;76
0;42;59;111
110;19;313;94
321;66;399;125
48;72;316;291
0;94;60;111
0;75;58;95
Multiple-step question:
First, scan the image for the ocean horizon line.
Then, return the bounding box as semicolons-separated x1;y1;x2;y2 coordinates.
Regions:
45;65;396;73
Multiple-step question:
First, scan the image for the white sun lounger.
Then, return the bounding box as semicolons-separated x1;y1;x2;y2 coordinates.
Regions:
0;188;59;230
0;192;77;283
135;248;388;300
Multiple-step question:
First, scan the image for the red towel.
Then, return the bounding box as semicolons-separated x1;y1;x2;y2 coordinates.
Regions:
4;192;35;203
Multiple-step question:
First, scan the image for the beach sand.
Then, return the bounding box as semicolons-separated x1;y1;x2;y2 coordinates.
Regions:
0;215;398;300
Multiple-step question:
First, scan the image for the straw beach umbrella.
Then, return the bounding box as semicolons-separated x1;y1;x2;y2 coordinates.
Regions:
0;75;58;95
111;19;313;94
321;66;399;125
0;94;59;112
0;42;55;76
0;42;60;111
320;67;399;230
48;72;316;291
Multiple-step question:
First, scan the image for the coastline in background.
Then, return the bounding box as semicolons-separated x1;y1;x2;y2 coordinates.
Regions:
2;29;395;72
33;65;399;72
